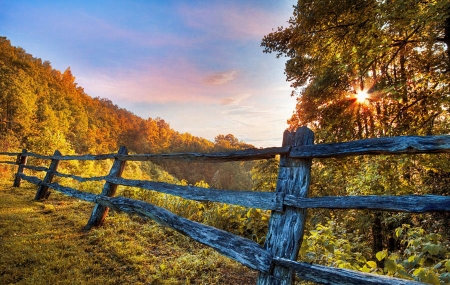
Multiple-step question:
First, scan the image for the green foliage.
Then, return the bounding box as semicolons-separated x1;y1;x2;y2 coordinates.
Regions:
374;225;450;284
262;13;450;264
300;218;450;284
251;157;279;191
201;204;269;244
299;217;372;271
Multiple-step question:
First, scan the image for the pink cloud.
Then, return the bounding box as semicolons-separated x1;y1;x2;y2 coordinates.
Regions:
220;93;251;106
204;70;238;85
77;58;244;105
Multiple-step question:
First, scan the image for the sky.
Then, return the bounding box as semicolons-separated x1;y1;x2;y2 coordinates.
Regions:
0;0;297;148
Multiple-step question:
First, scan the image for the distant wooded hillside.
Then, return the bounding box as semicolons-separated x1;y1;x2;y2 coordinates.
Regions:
0;37;254;188
0;37;255;155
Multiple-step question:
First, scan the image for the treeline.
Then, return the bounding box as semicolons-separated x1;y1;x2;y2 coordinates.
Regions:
261;1;450;283
0;37;253;189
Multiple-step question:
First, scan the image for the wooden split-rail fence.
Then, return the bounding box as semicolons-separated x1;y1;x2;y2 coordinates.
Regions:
1;126;450;285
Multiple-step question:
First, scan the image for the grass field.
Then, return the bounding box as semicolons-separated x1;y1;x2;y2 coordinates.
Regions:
0;180;258;284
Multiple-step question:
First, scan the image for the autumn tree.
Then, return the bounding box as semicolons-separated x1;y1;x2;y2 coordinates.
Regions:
263;0;449;140
261;0;450;273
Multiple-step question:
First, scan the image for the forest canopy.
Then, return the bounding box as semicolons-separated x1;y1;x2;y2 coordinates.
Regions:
262;0;449;142
0;37;257;154
259;1;450;283
0;36;255;189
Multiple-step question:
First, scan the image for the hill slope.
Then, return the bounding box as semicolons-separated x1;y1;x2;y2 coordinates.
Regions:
0;36;221;155
0;37;254;188
0;180;257;284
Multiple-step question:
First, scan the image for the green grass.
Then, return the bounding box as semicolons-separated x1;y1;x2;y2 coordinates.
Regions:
0;179;258;284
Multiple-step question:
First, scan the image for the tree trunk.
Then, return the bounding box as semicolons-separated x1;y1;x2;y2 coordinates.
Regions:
372;211;383;264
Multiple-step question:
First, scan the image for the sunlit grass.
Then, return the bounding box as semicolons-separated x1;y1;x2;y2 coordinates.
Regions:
0;179;258;284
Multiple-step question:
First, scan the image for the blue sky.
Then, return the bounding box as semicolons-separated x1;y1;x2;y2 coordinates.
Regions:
0;0;297;147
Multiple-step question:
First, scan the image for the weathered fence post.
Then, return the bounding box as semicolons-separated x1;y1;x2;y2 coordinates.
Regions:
13;149;28;187
35;150;61;200
257;127;314;285
84;146;128;230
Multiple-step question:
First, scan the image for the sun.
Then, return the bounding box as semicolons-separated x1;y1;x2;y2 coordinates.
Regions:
356;89;369;103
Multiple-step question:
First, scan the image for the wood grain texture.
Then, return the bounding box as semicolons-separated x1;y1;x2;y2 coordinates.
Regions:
284;195;450;212
35;150;61;200
257;127;314;285
23;147;289;162
52;171;107;182
273;257;425;285
118;146;290;162
5;133;450;285
25;152;115;161
290;135;450;158
18;173;274;272
105;176;283;211
18;173;97;202
19;135;450;163
96;195;273;273
85;146;128;230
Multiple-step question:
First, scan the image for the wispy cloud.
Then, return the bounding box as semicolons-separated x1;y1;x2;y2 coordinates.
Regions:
2;0;297;147
77;58;207;104
220;93;251;106
204;70;238;85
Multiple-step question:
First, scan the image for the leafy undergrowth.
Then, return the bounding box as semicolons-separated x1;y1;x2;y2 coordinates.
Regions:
0;181;258;284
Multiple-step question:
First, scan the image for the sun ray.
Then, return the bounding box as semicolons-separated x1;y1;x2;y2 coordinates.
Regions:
356;89;369;103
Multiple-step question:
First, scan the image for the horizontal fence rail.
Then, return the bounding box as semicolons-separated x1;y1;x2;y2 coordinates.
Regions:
0;160;18;165
16;171;423;285
0;151;20;156
290;135;450;158
6;134;449;162
17;173;273;273
283;194;450;212
14;166;450;213
272;258;424;285
3;129;449;285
